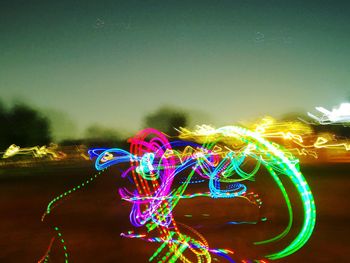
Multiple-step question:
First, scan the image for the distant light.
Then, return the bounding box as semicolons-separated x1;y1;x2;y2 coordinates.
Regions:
307;102;350;125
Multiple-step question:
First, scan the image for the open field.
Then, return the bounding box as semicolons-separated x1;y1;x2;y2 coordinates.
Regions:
0;162;349;262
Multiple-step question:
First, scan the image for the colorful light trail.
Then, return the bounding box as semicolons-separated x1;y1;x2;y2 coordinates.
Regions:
40;126;316;262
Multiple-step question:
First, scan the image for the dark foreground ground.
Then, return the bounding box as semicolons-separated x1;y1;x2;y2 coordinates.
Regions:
0;162;349;263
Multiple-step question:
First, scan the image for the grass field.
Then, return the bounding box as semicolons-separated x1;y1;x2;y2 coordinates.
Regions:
0;162;349;262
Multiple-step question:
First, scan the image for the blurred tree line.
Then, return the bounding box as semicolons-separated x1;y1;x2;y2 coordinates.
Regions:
1;100;348;152
0;102;190;151
61;124;129;149
62;106;188;148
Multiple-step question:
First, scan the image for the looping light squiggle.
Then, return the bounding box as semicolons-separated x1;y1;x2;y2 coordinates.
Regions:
88;126;316;262
40;125;316;262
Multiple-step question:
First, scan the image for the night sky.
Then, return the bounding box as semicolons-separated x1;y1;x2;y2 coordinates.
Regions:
1;0;349;139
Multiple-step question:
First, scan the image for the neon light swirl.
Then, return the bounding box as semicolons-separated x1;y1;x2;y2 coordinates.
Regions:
41;126;316;262
91;126;316;261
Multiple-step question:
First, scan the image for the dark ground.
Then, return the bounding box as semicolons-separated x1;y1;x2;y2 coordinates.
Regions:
0;162;349;263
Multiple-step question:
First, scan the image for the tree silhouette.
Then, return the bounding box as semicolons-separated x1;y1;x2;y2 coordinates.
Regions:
0;102;10;150
143;106;188;136
0;103;51;150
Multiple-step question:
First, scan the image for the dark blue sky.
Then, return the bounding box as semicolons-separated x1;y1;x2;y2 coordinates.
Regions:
1;0;349;138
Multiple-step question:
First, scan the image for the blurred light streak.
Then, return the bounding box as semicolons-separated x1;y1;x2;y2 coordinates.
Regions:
307;103;350;125
246;117;350;162
2;144;66;159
